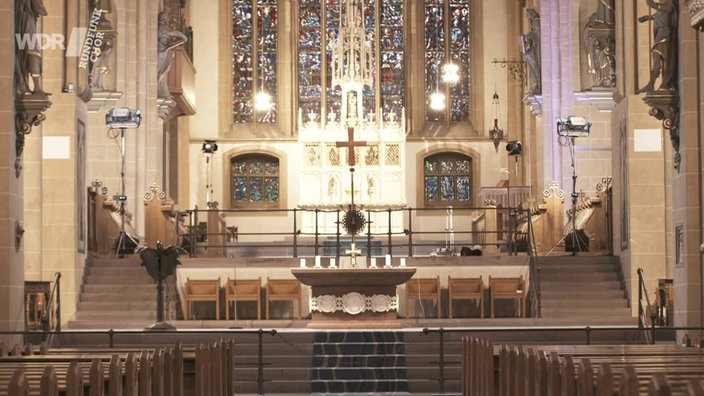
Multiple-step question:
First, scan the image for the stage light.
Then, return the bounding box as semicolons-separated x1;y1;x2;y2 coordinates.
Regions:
201;140;218;154
106;107;141;129
556;116;591;137
506;140;522;156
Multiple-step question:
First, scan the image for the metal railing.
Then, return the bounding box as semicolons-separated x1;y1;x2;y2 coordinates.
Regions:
178;205;534;259
41;272;62;335
637;268;657;344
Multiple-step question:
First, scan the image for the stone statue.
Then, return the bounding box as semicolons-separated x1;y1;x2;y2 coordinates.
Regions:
520;10;541;96
15;0;48;95
583;0;616;87
636;0;678;93
157;11;188;98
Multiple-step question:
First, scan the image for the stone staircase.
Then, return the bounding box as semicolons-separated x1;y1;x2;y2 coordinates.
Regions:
537;255;633;323
68;257;157;329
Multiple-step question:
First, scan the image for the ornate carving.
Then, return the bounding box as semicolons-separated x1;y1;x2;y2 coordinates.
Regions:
685;0;704;30
642;91;680;171
543;182;565;200
15;94;52;178
492;58;526;83
342;209;366;235
309;292;398;314
583;0;616;88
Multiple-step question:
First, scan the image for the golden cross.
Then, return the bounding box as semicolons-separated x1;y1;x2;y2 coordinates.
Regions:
345;242;362;267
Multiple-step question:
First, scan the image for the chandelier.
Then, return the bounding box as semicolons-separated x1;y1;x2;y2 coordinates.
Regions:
489;89;504;152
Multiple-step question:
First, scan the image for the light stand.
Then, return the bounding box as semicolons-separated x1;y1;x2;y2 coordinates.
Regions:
556;116;591;255
506;141;522;255
201;140;218;206
106;107;141;258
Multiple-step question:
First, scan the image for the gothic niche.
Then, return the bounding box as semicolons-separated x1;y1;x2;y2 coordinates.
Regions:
636;0;680;171
79;0;121;111
582;0;615;88
157;0;194;120
520;9;542;116
15;0;52;178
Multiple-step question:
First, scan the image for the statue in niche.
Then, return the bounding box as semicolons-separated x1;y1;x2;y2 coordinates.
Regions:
157;11;188;99
15;0;48;95
520;10;541;96
583;0;616;87
636;0;678;93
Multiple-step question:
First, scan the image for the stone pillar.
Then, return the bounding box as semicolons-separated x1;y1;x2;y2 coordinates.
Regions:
0;1;25;343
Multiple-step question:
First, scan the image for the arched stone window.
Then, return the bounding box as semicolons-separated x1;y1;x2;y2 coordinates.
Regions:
230;154;280;208
423;152;472;207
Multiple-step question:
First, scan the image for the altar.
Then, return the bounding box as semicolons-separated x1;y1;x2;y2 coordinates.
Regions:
291;267;416;329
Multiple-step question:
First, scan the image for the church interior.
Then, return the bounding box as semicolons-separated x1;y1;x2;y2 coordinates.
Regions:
3;0;704;394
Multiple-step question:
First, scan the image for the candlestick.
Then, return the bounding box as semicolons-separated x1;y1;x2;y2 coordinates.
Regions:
300;258;306;268
385;255;391;268
315;256;321;268
370;258;377;268
400;258;406;267
330;258;336;268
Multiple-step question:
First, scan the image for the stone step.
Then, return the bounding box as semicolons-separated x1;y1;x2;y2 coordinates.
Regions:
86;258;143;268
86;267;151;277
541;299;628;309
78;301;158;311
540;280;623;291
83;275;154;284
74;310;155;321
540;289;625;300
65;319;157;330
540;307;632;318
540;271;619;282
535;256;620;266
82;284;155;293
537;262;617;272
79;292;156;303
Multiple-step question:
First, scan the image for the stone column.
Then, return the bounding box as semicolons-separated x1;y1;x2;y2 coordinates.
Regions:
0;1;25;343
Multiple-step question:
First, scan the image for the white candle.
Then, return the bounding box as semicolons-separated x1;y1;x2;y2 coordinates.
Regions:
300;258;306;268
315;256;321;268
400;258;406;267
385;255;391;267
330;258;336;268
370;258;377;268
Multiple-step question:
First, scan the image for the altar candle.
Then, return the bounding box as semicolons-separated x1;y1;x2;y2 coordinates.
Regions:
300;258;306;268
330;258;336;268
370;258;377;268
400;258;406;267
385;255;391;267
315;256;321;268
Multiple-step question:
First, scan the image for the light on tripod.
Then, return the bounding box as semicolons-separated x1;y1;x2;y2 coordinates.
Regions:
201;140;219;154
505;140;522;156
106;107;142;129
556;116;591;137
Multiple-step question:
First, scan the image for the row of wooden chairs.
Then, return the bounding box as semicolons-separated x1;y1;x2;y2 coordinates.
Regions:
406;275;526;319
183;277;301;320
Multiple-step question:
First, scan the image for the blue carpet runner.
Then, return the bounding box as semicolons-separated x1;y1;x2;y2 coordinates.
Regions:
311;331;409;395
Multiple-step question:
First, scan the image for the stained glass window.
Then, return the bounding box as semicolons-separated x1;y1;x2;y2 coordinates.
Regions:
425;0;470;123
299;0;404;123
424;153;472;207
233;0;277;124
230;154;280;208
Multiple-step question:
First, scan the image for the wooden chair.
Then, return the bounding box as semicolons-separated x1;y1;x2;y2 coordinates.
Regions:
489;276;525;318
225;277;261;320
183;278;221;320
448;276;484;318
405;276;441;319
265;278;301;320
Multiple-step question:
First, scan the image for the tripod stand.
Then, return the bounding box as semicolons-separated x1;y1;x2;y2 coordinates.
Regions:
112;127;139;258
565;136;587;255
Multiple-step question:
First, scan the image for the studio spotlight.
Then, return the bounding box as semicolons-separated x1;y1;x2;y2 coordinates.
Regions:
556;116;591;137
201;140;218;154
106;107;141;129
506;140;522;156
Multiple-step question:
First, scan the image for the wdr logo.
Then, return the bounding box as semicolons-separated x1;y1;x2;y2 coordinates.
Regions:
15;27;87;55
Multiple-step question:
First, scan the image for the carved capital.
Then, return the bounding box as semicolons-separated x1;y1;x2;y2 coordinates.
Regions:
686;0;704;30
642;91;680;171
15;93;52;178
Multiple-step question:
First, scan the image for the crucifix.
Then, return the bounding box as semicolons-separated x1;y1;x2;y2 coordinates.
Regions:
336;126;368;266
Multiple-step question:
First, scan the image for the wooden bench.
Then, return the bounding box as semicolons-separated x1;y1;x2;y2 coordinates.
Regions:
183;277;221;320
489;276;525;318
405;276;441;319
226;277;261;320
448;276;484;318
265;278;301;320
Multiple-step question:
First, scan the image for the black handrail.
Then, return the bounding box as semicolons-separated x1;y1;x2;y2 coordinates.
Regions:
637;268;657;344
178;206;532;259
41;272;62;335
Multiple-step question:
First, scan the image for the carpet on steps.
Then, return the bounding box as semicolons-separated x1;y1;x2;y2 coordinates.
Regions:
311;331;408;394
